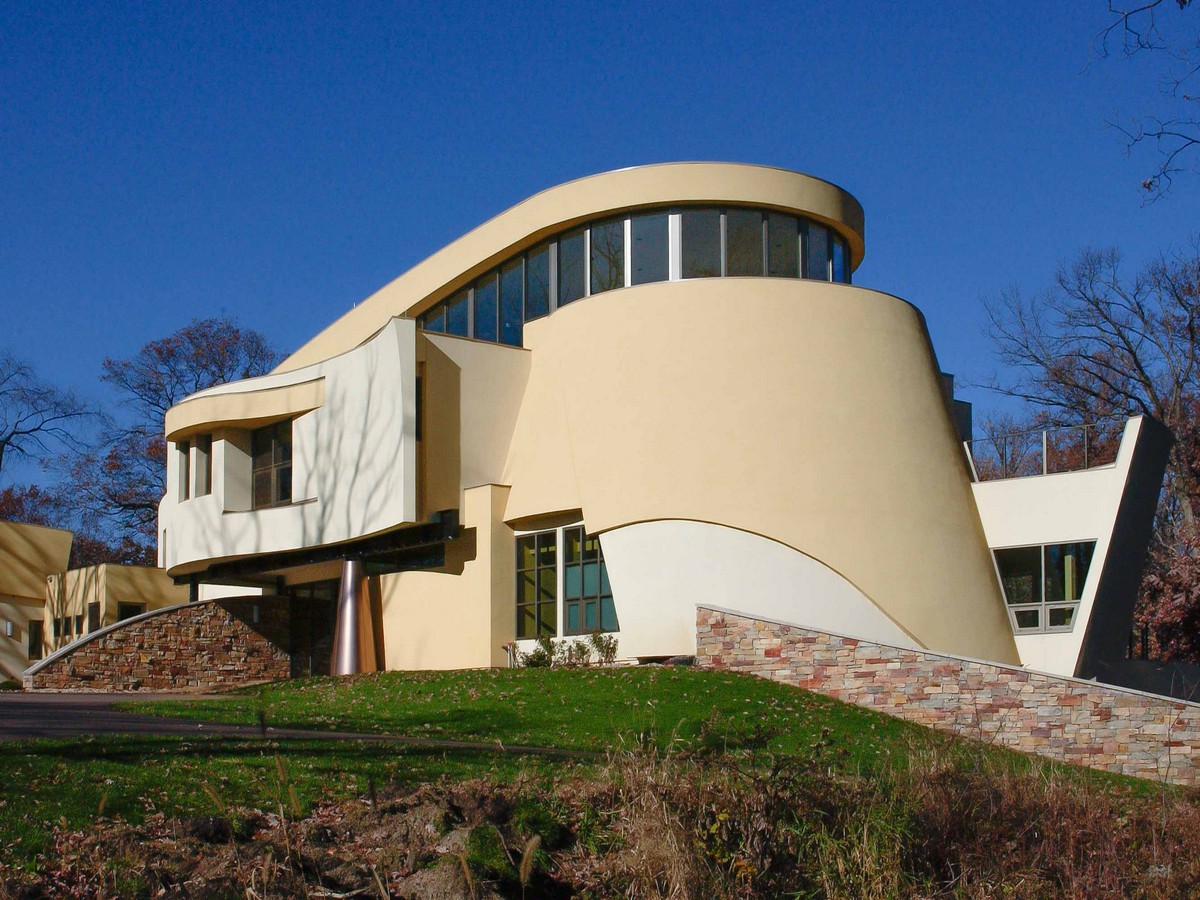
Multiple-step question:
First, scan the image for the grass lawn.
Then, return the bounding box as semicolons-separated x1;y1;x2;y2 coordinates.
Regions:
0;667;1152;871
127;667;932;770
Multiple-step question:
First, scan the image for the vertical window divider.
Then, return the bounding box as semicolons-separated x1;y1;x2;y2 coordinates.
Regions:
667;211;682;281
719;211;728;277
761;213;769;275
548;241;559;312
466;286;476;339
583;227;592;299
623;217;632;288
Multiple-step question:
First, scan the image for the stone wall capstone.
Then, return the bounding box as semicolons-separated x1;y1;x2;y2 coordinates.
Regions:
696;606;1200;785
25;596;291;692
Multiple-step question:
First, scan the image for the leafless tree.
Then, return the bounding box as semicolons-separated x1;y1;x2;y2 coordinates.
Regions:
984;240;1200;525
0;350;89;478
1096;0;1199;198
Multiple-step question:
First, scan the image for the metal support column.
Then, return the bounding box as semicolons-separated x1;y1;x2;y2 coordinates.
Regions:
331;559;378;676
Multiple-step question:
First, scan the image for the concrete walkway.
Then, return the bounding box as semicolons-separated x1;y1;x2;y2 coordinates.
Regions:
0;692;599;758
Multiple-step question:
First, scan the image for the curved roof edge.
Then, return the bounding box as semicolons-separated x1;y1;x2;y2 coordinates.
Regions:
277;162;865;373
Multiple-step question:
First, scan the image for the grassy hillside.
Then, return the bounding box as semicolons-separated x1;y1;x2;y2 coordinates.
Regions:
1;667;1195;897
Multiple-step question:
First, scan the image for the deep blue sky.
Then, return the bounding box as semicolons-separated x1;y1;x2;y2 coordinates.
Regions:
2;2;1196;485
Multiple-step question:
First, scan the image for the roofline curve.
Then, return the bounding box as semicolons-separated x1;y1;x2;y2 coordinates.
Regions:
276;162;866;373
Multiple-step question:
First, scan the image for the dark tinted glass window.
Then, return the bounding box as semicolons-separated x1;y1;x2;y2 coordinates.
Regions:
590;219;625;294
681;208;721;277
558;229;585;306
996;546;1040;606
1044;542;1094;603
630;212;668;285
474;272;498;342
444;290;469;336
500;259;523;346
806;223;830;280
252;420;292;508
832;237;848;283
420;305;445;333
767;213;800;278
525;243;550;320
726;209;764;276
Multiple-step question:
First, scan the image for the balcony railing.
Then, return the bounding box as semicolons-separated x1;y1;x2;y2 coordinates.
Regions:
965;422;1123;482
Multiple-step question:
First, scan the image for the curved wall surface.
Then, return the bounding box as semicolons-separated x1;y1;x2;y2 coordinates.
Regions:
598;520;916;659
501;278;1020;664
277;163;865;373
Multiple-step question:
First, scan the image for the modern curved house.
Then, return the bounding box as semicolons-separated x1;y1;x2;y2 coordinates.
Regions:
157;163;1170;681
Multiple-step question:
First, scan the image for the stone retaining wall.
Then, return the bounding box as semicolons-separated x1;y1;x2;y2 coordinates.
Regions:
696;606;1200;785
25;596;291;692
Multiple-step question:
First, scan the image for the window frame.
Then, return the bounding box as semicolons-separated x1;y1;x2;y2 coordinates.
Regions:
994;541;1096;634
514;522;619;640
251;419;294;510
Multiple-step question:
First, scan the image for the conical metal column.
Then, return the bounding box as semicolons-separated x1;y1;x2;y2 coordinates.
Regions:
331;559;377;676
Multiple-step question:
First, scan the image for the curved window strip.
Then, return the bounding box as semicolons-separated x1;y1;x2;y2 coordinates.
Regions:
418;206;853;346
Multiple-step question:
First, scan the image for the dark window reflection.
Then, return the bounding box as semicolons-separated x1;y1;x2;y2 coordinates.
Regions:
806;223;830;280
767;213;799;278
681;208;721;278
590;219;625;294
500;258;523;346
558;229;585;306
631;212;668;285
474;273;498;342
726;209;764;276
525;244;550;320
445;290;469;336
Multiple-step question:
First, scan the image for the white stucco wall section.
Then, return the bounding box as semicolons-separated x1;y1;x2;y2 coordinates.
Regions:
596;519;918;659
159;318;417;573
971;417;1145;677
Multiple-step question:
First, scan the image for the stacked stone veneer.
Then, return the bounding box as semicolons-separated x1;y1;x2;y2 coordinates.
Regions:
25;597;291;692
696;606;1200;785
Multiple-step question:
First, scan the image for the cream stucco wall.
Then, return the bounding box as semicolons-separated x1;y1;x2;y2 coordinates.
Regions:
43;564;187;656
0;594;40;680
972;418;1146;676
0;520;72;678
500;278;1019;664
277;163;865;374
379;484;514;670
160;317;418;576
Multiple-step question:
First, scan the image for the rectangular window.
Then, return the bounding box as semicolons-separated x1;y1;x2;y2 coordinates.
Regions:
805;223;830;280
525;244;551;320
74;614;83;635
590;219;625;295
557;229;586;306
178;440;191;501
87;602;100;632
995;541;1096;633
767;213;800;278
831;236;848;283
500;258;524;346
630;212;669;285
53;618;62;639
681;208;721;278
420;305;446;333
516;531;557;639
562;526;618;635
474;272;499;342
445;289;470;337
117;602;146;621
251;420;293;509
726;209;764;276
195;434;212;496
28;620;42;660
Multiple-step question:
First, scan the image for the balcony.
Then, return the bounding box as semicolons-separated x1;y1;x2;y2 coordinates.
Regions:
965;422;1123;482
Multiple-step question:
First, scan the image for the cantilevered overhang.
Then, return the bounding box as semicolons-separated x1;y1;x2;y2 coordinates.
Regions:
277;162;866;373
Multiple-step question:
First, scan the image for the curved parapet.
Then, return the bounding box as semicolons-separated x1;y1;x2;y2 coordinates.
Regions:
278;163;865;373
501;277;1019;664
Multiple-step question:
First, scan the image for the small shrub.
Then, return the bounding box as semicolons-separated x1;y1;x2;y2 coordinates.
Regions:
588;632;618;666
520;636;555;668
0;679;21;691
559;640;592;668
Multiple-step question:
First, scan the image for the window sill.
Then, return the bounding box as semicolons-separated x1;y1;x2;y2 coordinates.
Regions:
223;496;317;515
